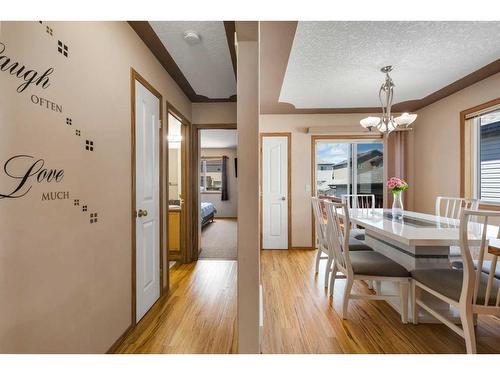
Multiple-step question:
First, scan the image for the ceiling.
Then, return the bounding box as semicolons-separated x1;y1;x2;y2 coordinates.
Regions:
200;129;238;149
260;21;500;114
129;21;236;103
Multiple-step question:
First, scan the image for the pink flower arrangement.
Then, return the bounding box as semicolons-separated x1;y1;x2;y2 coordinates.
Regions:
387;177;408;193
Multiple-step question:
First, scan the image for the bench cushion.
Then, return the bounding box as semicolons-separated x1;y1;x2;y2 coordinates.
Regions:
411;268;500;305
349;251;410;277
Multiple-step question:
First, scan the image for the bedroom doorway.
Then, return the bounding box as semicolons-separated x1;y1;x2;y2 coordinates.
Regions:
195;126;238;260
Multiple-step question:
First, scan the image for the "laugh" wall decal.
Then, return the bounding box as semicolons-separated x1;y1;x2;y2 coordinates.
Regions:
0;42;55;93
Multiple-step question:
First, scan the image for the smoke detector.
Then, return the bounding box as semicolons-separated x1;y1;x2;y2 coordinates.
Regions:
183;30;201;45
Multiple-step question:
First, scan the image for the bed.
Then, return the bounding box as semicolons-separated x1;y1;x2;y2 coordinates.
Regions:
201;202;217;227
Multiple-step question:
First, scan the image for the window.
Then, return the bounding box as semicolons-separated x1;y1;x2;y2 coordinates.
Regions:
469;109;500;203
200;158;223;192
314;140;384;207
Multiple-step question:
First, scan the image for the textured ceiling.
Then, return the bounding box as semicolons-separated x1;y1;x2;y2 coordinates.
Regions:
200;129;238;149
279;21;500;109
149;21;236;99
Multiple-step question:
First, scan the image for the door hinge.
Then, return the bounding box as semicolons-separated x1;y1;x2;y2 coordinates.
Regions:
159;119;162;129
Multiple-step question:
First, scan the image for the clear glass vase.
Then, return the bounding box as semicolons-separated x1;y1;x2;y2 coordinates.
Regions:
392;190;404;219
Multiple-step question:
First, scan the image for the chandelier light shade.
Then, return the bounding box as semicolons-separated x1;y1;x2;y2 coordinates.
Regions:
360;66;417;134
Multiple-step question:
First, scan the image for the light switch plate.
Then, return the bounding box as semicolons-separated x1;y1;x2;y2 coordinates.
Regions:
305;184;311;192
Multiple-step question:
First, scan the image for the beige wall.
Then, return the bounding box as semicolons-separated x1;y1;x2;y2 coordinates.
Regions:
192;102;237;124
0;21;191;353
410;72;500;214
200;148;238;217
259;114;376;248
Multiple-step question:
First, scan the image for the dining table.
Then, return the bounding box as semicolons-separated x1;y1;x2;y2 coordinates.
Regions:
341;208;499;322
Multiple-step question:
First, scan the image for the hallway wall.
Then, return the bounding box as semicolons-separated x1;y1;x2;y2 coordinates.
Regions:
0;21;191;353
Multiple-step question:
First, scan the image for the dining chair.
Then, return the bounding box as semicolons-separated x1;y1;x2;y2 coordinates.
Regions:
435;196;479;262
411;209;500;354
312;197;372;289
435;196;479;220
311;197;332;288
323;201;411;322
341;194;375;240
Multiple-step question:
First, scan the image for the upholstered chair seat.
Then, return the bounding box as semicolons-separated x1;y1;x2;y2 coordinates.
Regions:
350;250;410;278
412;268;500;306
348;236;372;251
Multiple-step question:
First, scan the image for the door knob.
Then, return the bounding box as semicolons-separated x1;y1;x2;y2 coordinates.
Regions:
137;209;148;217
281;197;286;201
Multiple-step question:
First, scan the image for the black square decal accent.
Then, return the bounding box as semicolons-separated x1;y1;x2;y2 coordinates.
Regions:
57;40;69;57
74;199;79;206
90;212;98;224
85;140;94;151
66;118;72;125
82;205;87;212
46;26;53;36
75;129;81;136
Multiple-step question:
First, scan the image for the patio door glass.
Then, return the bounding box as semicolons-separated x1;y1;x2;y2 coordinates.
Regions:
315;140;384;207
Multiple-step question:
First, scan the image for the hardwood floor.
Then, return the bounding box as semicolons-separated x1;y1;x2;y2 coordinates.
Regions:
261;249;500;354
115;260;237;353
115;249;500;354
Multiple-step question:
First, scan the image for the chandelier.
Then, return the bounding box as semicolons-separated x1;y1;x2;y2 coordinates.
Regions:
360;66;417;134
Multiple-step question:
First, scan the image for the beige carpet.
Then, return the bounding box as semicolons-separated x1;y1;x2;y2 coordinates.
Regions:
200;219;237;260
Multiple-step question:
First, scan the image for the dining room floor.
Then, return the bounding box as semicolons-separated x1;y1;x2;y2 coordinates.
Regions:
114;249;500;354
261;249;500;354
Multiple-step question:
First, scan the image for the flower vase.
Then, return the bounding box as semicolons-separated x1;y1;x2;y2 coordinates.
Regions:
392;191;404;219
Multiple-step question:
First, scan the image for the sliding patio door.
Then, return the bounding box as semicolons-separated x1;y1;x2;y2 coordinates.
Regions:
314;140;384;207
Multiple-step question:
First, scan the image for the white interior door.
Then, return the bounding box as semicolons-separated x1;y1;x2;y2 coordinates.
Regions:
262;136;288;249
135;80;160;322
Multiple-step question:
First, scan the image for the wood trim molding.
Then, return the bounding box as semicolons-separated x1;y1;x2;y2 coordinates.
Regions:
259;132;292;250
193;123;237;130
223;21;237;78
167;102;194;264
460;97;500;199
106;325;133;353
130;68;167;329
128;21;236;103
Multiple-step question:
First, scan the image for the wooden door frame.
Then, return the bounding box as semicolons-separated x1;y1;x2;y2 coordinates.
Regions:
310;134;383;247
191;123;238;259
460;97;500;210
259;132;292;250
166;101;193;263
130;68;167;327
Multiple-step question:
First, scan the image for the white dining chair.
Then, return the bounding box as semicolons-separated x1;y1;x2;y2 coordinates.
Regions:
411;209;500;354
312;197;332;288
341;194;375;241
435;196;479;262
312;196;372;289
323;201;411;322
435;196;479;220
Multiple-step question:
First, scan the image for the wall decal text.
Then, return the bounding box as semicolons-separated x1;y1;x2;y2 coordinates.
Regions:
42;191;69;201
0;155;64;200
0;42;55;93
30;94;62;113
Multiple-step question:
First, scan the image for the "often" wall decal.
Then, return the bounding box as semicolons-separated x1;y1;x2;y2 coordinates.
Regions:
30;94;63;113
